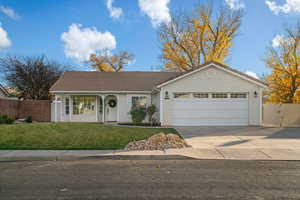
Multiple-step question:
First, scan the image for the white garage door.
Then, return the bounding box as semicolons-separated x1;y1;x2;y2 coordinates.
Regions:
170;92;249;126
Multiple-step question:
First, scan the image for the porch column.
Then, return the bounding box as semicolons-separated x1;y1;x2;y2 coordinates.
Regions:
102;95;106;123
95;96;98;122
117;94;119;122
54;96;57;122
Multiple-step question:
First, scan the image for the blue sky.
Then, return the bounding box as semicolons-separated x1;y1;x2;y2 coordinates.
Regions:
0;0;299;77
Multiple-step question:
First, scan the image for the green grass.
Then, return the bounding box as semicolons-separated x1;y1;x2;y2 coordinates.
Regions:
0;123;178;150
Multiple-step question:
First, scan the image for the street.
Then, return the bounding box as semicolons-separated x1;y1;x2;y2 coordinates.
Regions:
1;156;300;200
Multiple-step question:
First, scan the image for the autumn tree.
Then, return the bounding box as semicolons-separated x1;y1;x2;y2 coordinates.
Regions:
0;56;66;100
89;51;134;72
265;23;300;103
159;4;242;72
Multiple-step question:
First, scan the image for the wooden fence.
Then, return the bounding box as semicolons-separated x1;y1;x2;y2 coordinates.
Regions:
0;99;51;122
263;104;300;127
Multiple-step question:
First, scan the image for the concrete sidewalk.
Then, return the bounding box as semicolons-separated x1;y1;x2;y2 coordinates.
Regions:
1;148;300;161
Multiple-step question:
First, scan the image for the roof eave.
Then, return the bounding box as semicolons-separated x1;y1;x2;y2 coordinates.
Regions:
157;62;268;89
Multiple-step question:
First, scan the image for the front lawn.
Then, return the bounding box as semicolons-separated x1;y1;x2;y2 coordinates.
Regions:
0;123;178;150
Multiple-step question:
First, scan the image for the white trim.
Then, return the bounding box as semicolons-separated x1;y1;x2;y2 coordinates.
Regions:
69;96;72;122
55;99;57;122
160;88;163;125
60;98;63;122
102;95;105;123
96;96;98;122
157;63;267;89
259;88;263;126
117;94;119;122
50;90;152;94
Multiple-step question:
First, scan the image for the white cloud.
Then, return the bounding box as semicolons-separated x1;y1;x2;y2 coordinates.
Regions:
0;6;19;19
61;24;116;62
138;0;171;28
266;0;300;14
225;0;245;10
106;0;123;19
0;24;11;49
245;71;259;79
272;34;285;48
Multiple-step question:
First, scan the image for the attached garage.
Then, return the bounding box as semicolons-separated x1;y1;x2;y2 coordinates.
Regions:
170;92;249;126
157;62;267;126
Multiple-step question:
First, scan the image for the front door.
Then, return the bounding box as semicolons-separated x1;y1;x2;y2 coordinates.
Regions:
106;96;117;122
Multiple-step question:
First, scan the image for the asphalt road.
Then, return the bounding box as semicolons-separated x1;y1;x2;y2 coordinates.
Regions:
1;156;300;200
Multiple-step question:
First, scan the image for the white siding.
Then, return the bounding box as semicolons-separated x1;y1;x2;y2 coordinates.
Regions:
52;93;153;123
161;66;263;126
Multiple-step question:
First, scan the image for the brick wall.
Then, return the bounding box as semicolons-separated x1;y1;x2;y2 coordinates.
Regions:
0;99;51;122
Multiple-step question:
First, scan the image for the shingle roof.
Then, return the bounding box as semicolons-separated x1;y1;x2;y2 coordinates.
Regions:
50;71;181;92
50;62;267;93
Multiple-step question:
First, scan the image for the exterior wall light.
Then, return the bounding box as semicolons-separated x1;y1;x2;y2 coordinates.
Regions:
165;91;170;99
254;91;258;98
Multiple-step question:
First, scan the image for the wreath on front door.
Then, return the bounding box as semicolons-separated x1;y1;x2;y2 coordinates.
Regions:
108;99;117;108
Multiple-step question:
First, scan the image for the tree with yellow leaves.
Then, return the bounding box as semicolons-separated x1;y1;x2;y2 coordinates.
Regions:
89;51;134;72
159;4;242;72
265;23;300;104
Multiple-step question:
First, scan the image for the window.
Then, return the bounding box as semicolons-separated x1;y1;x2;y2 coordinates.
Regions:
65;97;70;115
212;93;228;98
174;93;191;98
72;96;96;115
230;93;247;98
193;93;209;98
132;96;147;108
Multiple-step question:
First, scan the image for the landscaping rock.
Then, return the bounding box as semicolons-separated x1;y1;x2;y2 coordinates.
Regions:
125;132;190;151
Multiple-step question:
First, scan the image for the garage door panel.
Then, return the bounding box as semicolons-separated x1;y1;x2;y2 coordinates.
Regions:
171;111;248;118
169;97;249;126
172;102;248;109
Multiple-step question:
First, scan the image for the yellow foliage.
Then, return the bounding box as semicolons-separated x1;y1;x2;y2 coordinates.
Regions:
89;51;134;72
160;5;241;71
265;24;300;103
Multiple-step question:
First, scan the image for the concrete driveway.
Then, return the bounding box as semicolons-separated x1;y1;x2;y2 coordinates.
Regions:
174;126;300;160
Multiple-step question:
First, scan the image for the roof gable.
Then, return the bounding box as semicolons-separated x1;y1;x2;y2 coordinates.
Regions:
156;61;267;88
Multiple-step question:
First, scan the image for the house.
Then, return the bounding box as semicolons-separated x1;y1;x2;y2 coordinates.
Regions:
0;84;9;99
50;61;267;126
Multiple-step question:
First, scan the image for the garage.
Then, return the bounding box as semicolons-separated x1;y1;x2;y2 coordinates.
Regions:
157;62;267;126
169;92;249;126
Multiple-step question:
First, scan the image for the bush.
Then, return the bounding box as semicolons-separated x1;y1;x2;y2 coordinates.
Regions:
0;114;15;124
6;117;15;124
25;116;33;123
146;104;157;125
0;114;8;124
129;107;147;125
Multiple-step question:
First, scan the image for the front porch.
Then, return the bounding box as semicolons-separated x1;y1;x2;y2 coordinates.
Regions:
52;94;121;123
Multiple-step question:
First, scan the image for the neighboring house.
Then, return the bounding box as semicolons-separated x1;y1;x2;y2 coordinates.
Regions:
0;84;9;99
50;61;267;126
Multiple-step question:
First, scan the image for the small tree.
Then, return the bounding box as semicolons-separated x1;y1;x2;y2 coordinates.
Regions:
146;104;157;126
129;106;147;125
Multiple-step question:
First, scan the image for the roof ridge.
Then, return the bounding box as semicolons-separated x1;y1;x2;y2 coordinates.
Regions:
66;70;179;73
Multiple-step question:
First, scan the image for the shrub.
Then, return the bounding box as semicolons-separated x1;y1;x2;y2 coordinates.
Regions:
0;114;15;124
146;104;157;125
5;117;15;124
25;116;33;123
129;107;147;125
0;114;7;124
